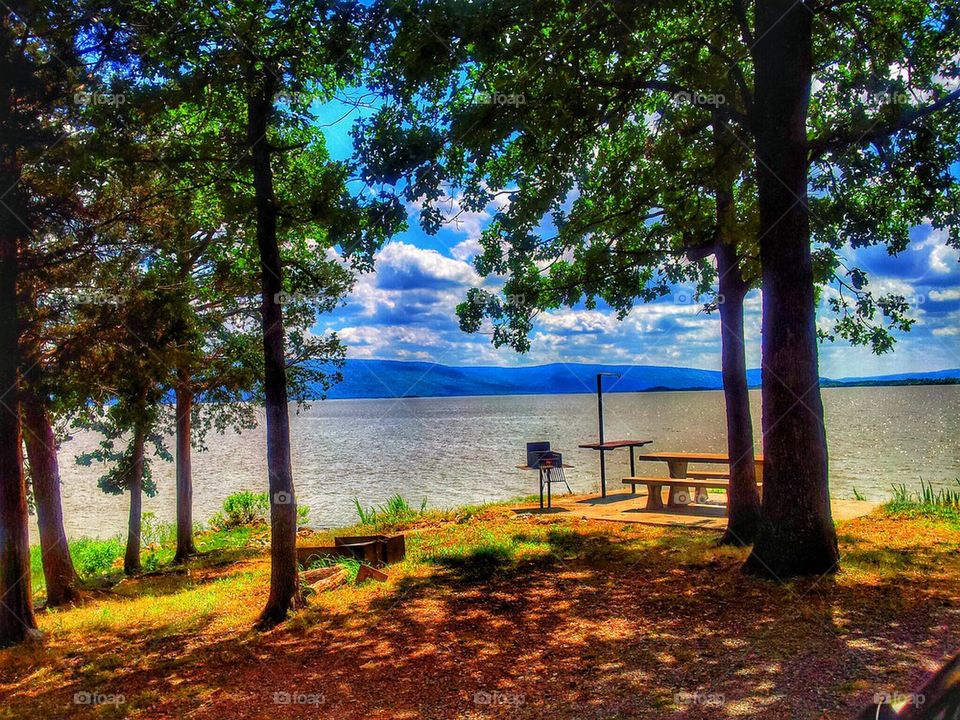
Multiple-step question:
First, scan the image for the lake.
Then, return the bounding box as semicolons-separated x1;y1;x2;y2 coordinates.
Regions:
36;385;960;540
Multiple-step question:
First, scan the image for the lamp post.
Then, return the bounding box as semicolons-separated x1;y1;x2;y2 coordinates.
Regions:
596;372;620;497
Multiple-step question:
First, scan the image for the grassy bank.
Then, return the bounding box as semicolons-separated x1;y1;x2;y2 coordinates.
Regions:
5;490;959;719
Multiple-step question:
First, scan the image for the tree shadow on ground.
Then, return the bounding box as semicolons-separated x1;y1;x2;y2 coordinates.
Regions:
5;518;959;720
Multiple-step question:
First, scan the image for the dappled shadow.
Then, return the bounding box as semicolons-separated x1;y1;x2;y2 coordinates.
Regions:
4;515;960;720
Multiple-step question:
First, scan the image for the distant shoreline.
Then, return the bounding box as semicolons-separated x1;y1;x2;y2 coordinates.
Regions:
321;377;959;401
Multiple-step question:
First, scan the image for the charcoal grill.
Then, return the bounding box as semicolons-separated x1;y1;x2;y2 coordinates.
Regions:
524;442;573;509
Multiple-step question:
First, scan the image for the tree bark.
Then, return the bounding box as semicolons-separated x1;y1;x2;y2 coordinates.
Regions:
0;24;39;642
744;0;839;577
715;243;762;545
21;388;81;605
247;67;302;628
173;380;197;563
123;427;147;576
712;119;761;546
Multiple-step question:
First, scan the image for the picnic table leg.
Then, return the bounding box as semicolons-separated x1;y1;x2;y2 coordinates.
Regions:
645;483;664;511
599;449;607;498
629;446;636;476
666;460;693;507
539;468;545;509
547;467;552;508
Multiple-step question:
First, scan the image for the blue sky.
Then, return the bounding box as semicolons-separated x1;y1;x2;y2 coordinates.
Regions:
313;102;960;379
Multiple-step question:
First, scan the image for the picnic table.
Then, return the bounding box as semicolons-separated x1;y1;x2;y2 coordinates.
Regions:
622;452;765;511
578;439;654;497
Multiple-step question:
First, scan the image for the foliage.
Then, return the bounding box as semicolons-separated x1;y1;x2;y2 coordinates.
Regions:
358;0;959;356
212;491;310;529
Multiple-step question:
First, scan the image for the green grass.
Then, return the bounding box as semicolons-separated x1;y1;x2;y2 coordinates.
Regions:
352;493;428;530
883;479;960;527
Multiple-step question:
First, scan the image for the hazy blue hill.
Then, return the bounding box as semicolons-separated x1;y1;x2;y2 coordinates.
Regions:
326;360;760;399
826;368;960;384
318;360;960;399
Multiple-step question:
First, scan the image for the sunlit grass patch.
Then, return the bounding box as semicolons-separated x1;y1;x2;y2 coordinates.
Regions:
883;479;960;528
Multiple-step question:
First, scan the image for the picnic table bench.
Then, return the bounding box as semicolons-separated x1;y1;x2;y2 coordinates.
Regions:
622;452;765;511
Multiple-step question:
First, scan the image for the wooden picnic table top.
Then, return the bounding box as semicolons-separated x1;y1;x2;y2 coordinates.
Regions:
634;451;765;464
578;439;654;450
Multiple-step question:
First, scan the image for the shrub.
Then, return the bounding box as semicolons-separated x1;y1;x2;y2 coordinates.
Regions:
212;491;311;529
217;491;270;527
72;537;125;577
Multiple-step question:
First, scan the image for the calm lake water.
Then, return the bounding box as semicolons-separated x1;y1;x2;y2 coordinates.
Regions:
36;385;960;540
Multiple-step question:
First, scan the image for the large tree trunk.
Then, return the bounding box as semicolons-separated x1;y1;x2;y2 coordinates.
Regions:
123;427;147;576
173;380;197;563
247;67;302;628
21;388;81;605
0;31;39;643
0;221;36;645
744;0;839;577
715;243;761;546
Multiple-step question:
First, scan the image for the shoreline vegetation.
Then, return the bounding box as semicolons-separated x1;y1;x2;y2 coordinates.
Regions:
6;485;958;718
26;481;960;598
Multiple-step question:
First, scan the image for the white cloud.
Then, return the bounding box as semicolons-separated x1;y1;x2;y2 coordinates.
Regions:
914;228;959;275
450;237;482;261
929;288;960;302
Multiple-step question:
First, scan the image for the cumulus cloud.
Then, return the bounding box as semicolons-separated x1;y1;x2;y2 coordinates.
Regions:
374;241;480;290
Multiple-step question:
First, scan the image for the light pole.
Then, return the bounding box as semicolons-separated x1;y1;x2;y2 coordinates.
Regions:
596;372;620;497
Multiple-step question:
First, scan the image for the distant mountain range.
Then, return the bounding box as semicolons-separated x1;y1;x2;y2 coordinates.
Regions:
321;360;960;400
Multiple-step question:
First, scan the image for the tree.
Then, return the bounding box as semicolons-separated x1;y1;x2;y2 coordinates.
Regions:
741;0;959;576
73;258;177;575
132;0;403;625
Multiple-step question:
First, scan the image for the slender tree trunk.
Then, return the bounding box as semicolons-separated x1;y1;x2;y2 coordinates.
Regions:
712;119;761;546
123;427;147;576
744;0;839;577
173;379;197;563
21;388;81;605
0;28;39;642
247;67;302;628
715;244;761;545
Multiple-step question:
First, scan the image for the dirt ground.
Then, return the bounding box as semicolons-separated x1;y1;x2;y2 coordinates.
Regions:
2;507;958;719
